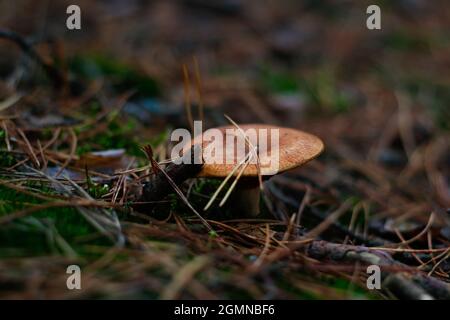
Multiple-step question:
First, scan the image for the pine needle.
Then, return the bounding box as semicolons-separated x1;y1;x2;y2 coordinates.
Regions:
219;148;255;207
182;64;194;133
223;114;264;190
203;150;252;211
193;56;204;123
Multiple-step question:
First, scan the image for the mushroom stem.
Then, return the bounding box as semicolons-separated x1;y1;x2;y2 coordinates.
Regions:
230;180;261;217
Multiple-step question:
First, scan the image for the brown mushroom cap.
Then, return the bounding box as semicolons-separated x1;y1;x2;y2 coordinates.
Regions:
187;124;324;178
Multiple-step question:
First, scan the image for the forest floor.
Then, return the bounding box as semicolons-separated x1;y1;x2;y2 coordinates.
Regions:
0;0;449;299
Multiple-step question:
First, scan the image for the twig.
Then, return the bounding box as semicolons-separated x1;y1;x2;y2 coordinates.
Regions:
0;28;65;88
16;128;40;167
305;240;450;299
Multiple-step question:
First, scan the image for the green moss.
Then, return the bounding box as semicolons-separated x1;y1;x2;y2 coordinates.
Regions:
86;173;110;199
69;54;160;98
383;31;430;52
259;66;351;113
260;67;299;93
0;185;109;258
301;68;350;113
405;81;450;131
0;150;16;168
276;274;378;300
76;116;148;157
275;275;319;299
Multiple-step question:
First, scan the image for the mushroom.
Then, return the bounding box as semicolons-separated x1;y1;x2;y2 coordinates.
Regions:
187;124;324;216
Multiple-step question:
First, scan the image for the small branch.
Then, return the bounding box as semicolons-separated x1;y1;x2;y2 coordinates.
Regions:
305;241;450;300
0;28;65;89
